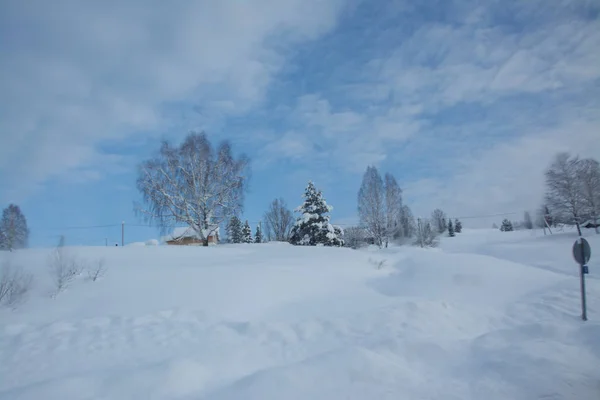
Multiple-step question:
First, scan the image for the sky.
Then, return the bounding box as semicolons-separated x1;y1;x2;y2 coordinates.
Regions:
0;0;599;247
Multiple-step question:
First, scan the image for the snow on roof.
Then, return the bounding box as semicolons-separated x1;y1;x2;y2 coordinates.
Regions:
161;225;220;242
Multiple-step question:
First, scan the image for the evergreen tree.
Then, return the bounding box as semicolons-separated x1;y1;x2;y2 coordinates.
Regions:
242;220;253;243
448;219;455;237
255;225;263;243
290;181;343;246
500;219;514;232
0;204;29;251
454;219;462;233
226;216;243;243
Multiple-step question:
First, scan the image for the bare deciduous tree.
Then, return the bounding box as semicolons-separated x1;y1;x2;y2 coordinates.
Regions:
399;205;416;239
384;173;402;246
358;166;386;248
136;132;250;246
545;152;586;235
0;204;29;251
263;198;294;241
431;209;447;234
577;158;600;234
414;218;438;248
343;226;368;249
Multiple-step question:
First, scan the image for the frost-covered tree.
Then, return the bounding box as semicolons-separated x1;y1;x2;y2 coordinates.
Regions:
500;219;513;232
136;132;250;246
263;198;294;241
454;219;462;233
492;222;499;229
290;181;343;246
578;158;600;234
523;211;533;229
447;219;455;237
255;225;263;243
545;152;585;235
431;209;447;234
226;216;243;243
399;205;416;239
358;166;386;247
343;227;368;249
242;220;253;243
0;205;29;251
414;218;438;247
384;173;403;246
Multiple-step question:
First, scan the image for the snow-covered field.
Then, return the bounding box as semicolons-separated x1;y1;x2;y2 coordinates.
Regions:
1;229;599;399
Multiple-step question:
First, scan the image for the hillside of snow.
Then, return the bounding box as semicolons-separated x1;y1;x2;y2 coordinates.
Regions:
1;229;599;399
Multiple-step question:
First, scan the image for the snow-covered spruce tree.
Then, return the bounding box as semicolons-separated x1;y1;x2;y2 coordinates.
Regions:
242;220;253;243
523;211;534;230
454;219;462;233
0;204;29;251
226;216;243;243
500;219;513;232
290;181;343;247
255;225;263;243
448;219;455;237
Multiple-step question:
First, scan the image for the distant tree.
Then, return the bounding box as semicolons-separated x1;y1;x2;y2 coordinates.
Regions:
523;211;534;230
242;220;253;243
544;152;585;235
431;209;447;234
415;218;438;247
358;166;386;247
492;223;499;229
226;216;243;243
343;227;368;249
454;219;462;233
0;205;29;251
399;205;416;239
135;132;250;246
263;198;294;241
447;219;455;237
290;181;343;246
384;173;403;246
500;219;513;232
254;225;263;243
577;158;600;234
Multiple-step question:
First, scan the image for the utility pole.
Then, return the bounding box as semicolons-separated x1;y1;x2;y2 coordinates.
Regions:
105;238;108;247
121;221;125;247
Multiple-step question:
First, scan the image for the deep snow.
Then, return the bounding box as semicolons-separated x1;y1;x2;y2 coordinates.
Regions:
1;229;599;399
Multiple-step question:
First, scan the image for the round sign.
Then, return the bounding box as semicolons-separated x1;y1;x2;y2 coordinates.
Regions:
573;238;591;265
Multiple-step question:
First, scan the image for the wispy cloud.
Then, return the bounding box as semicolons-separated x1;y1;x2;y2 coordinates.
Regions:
0;0;345;202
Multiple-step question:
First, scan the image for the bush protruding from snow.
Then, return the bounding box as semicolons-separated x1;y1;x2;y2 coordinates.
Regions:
0;260;33;307
500;219;514;232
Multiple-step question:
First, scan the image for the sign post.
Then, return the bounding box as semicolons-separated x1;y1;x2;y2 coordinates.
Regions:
572;238;591;321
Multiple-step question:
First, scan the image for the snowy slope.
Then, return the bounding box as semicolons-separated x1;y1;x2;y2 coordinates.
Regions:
1;231;599;400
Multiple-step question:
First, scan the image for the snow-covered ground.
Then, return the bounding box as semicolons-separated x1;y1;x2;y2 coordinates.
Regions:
1;229;599;399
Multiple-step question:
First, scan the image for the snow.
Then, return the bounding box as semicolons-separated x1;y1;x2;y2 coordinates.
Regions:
1;229;599;399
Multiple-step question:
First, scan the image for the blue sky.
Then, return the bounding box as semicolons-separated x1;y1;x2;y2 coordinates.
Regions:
1;0;599;246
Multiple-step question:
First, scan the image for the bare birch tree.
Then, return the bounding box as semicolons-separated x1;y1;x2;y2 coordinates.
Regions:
577;158;600;234
545;152;585;235
431;209;447;234
263;198;294;241
384;173;402;246
358;166;386;247
136;132;250;246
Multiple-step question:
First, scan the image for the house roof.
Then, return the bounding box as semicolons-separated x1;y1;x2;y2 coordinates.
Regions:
161;225;220;242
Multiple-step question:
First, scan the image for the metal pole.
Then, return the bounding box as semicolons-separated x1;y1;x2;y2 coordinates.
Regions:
580;239;588;321
121;221;124;247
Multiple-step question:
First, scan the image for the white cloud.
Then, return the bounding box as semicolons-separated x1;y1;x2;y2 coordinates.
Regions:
0;0;344;202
